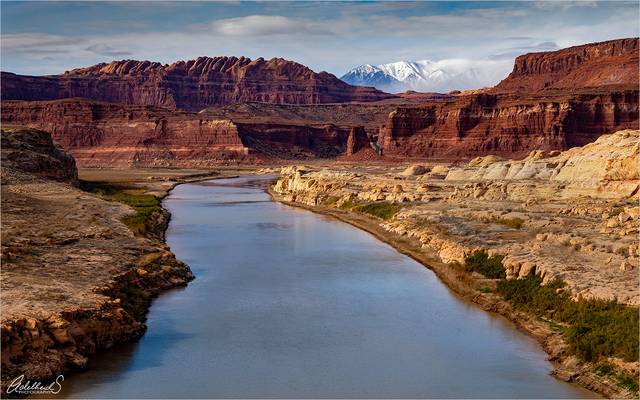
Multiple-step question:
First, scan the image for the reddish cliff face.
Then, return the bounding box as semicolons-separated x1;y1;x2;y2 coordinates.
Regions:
377;38;640;159
495;38;639;92
2;39;638;164
378;89;639;159
1;57;394;111
0;99;355;166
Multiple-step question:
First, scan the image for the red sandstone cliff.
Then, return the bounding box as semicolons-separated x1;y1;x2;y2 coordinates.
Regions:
494;38;639;92
378;89;639;159
2;39;638;165
0;99;354;166
377;38;639;159
1;56;395;111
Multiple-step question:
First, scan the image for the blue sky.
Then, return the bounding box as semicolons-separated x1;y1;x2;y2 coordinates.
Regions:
2;1;638;77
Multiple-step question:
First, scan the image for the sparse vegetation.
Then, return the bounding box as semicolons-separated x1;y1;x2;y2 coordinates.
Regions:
322;196;339;206
464;251;506;279
462;249;639;372
594;363;614;376
81;181;163;237
617;372;639;395
338;197;361;211
354;202;402;220
497;275;639;363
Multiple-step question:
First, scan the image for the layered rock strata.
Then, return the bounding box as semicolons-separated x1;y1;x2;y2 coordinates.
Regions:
378;89;639;159
272;130;640;306
494;38;639;92
1;57;394;111
1;99;358;166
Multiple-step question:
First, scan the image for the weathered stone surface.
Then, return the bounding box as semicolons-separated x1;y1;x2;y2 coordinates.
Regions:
272;130;640;306
1;126;77;183
1;127;194;393
1;56;394;111
378;90;638;160
494;38;639;92
401;164;429;176
444;129;640;199
1;99;354;166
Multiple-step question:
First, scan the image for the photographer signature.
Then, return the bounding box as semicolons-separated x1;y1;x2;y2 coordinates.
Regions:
7;374;64;395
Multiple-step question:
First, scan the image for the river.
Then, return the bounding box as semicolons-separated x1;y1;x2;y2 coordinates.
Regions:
59;176;595;398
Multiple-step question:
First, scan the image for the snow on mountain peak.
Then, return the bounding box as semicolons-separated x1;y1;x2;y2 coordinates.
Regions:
341;58;513;93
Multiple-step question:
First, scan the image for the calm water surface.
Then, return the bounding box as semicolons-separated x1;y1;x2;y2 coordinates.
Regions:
60;176;595;398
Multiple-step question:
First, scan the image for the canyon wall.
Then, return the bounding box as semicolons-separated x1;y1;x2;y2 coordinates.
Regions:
378;89;639;159
2;39;638;165
494;38;639;92
1;57;394;111
1;100;248;167
1;99;358;166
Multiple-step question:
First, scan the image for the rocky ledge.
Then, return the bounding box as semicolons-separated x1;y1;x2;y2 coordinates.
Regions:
272;129;639;398
274;129;639;305
0;127;194;395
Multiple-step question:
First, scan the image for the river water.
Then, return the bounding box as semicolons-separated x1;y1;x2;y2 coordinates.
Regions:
60;176;594;398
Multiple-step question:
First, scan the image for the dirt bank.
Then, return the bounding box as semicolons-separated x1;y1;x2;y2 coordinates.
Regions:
0;129;256;396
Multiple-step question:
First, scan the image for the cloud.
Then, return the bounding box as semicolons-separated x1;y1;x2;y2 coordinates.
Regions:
207;15;331;36
1;1;637;78
533;1;598;11
1;33;84;54
86;43;132;57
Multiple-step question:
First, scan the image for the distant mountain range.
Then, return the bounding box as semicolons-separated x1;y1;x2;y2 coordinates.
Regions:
340;59;512;93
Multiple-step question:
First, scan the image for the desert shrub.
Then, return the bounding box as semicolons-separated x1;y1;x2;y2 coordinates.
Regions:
617;373;639;394
81;181;162;237
338;198;360;211
354;202;402;220
118;284;150;320
497;275;639;362
464;251;506;279
594;363;614;376
322;196;339;206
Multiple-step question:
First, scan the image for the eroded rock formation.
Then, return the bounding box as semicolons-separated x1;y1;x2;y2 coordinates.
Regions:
1;126;78;183
1;99;372;166
378;89;639;159
494;38;639;92
1;39;638;165
272;129;640;306
1;127;193;393
1;56;395;111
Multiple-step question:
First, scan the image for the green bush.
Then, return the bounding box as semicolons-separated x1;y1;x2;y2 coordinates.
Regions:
81;181;162;237
322;196;339;206
594;363;614;376
617;373;639;394
497;276;639;362
464;251;506;279
354;202;402;220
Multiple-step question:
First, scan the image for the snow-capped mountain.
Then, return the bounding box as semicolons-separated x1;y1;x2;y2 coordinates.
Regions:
341;59;512;93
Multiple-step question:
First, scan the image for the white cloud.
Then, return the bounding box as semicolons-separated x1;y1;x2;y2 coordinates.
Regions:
86;43;132;57
1;2;637;80
208;15;331;36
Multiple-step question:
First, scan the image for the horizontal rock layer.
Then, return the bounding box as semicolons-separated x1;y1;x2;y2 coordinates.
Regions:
378;89;639;159
1;56;395;111
1;99;355;166
494;38;639;92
